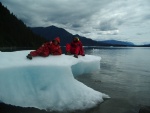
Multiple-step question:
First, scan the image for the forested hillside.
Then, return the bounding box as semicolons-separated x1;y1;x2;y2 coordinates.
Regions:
0;2;46;49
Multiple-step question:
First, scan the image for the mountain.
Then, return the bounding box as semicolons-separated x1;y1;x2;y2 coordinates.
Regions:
30;26;73;46
142;44;150;47
99;40;135;46
30;26;101;46
0;2;46;49
135;44;150;47
31;26;136;47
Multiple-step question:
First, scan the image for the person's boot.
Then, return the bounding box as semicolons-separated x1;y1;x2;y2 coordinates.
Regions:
74;54;78;58
26;54;32;60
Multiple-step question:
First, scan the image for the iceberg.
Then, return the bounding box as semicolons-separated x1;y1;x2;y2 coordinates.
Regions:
0;50;109;111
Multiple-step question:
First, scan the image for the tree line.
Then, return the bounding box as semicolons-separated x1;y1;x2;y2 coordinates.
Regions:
0;2;46;49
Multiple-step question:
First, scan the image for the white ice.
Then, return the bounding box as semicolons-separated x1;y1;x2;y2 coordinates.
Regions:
0;50;109;111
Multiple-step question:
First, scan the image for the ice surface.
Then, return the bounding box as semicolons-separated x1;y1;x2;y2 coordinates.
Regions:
0;50;109;111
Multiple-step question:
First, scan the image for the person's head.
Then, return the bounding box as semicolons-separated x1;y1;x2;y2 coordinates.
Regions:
73;37;79;42
53;37;60;45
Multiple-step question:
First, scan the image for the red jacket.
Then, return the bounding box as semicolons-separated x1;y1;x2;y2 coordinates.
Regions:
49;42;62;55
30;37;62;57
66;40;84;55
43;42;62;55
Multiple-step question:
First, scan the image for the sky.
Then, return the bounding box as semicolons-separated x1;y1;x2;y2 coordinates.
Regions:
1;0;150;45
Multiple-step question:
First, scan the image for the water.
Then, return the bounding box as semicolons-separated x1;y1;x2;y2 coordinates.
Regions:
0;47;150;113
76;47;150;113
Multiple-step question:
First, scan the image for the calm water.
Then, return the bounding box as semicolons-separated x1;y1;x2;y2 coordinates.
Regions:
0;47;150;113
76;47;150;113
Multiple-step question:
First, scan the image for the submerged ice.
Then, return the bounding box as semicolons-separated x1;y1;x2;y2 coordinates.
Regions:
0;50;109;111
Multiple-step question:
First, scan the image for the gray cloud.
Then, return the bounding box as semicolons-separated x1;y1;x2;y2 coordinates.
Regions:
72;24;82;28
1;0;150;44
96;18;123;31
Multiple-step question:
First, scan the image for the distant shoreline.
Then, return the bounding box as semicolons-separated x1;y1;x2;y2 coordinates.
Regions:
0;46;150;52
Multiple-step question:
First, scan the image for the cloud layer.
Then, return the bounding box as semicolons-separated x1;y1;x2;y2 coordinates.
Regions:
1;0;150;44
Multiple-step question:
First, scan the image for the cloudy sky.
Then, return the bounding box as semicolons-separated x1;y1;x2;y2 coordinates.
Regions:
1;0;150;45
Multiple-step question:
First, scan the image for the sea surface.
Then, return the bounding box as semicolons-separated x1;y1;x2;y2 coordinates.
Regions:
0;47;150;113
76;47;150;113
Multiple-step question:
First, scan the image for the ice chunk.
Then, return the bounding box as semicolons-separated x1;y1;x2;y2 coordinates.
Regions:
0;50;109;111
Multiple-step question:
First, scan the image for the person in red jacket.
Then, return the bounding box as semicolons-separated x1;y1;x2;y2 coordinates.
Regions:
26;37;62;60
66;36;85;58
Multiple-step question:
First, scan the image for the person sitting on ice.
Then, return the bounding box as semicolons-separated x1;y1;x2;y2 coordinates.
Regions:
26;37;62;60
65;36;85;58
